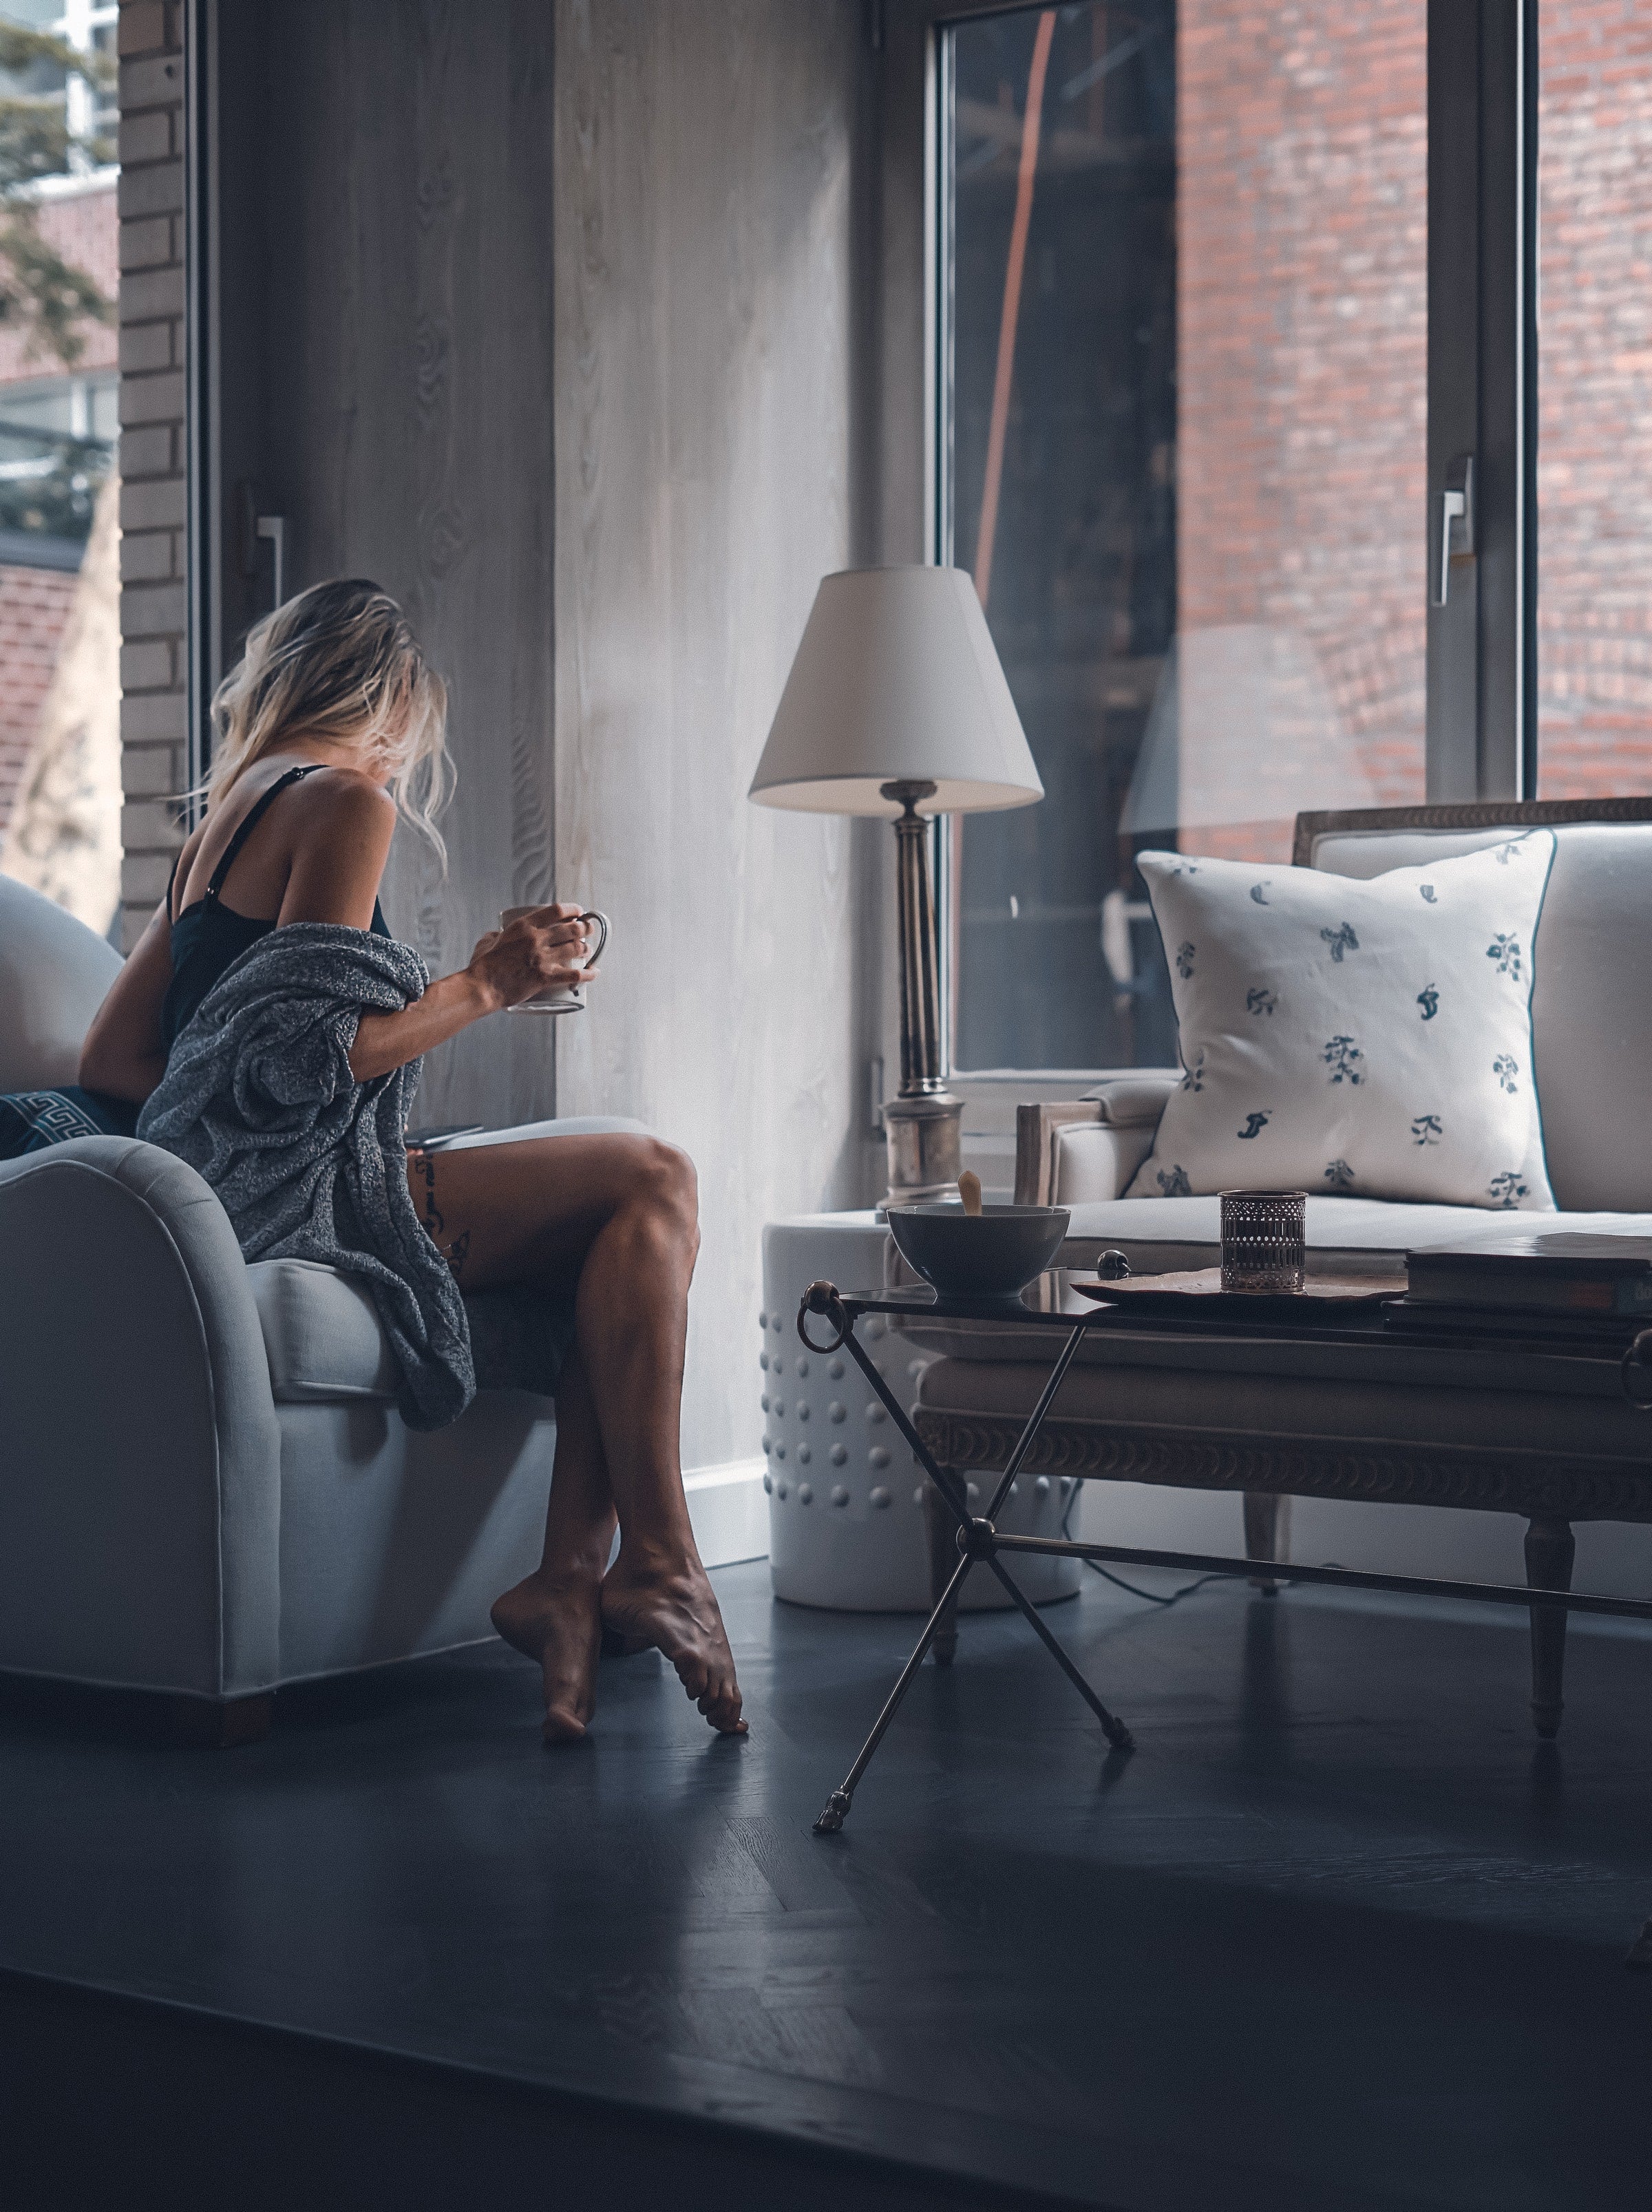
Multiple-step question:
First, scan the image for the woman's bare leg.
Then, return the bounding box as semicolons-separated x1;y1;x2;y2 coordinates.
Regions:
489;1347;616;1743
409;1132;745;1736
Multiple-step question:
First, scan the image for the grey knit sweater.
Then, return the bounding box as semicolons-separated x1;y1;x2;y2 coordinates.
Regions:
137;922;474;1429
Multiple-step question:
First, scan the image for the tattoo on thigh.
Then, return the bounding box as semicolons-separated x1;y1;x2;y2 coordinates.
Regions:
445;1229;472;1283
411;1147;445;1239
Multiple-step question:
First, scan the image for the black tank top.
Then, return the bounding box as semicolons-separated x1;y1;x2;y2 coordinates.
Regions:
160;763;391;1050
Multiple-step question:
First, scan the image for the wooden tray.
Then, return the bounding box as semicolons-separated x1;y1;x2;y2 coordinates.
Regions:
1070;1268;1402;1319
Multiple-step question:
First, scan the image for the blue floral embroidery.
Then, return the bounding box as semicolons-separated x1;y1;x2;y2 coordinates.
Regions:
1320;922;1359;963
1247;986;1278;1017
1493;840;1523;865
1411;1114;1443;1147
1237;1112;1271;1140
1167;863;1200;878
1249;882;1271;906
1180;1050;1205;1094
1417;984;1439;1020
1492;1054;1519;1094
1419;884;1437;904
1156;1165;1192;1197
1486;933;1523;980
1175;941;1196;979
1324;1158;1356;1191
1489;1171;1527;1206
1323;1034;1364;1085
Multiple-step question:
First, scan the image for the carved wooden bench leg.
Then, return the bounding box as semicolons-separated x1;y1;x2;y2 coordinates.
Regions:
169;1692;275;1748
1525;1516;1575;1741
1243;1492;1291;1595
922;1476;962;1666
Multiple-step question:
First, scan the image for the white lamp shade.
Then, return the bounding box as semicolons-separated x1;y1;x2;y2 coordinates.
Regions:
748;565;1044;817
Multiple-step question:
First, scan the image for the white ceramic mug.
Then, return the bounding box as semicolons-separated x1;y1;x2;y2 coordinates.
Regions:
500;906;609;1014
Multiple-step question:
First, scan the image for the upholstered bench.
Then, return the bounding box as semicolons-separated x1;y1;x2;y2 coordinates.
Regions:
909;798;1652;1736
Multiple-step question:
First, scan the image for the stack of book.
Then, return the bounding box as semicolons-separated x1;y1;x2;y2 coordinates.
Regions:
1393;1233;1652;1344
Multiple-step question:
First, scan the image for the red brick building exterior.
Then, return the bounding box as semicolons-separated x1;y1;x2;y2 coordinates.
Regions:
1178;0;1427;858
0;176;118;848
0;564;79;819
1535;0;1652;798
1177;0;1652;842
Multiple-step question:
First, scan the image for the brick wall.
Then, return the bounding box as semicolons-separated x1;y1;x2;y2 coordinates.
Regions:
1178;1;1428;858
116;0;186;950
1534;0;1652;798
0;565;77;836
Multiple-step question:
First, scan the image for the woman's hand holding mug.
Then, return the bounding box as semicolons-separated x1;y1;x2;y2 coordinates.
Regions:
469;904;609;1014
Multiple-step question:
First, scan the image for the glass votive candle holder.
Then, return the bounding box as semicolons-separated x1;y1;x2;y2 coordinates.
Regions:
1220;1189;1307;1293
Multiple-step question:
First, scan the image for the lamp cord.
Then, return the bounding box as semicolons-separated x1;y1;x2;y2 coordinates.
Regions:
1059;1484;1222;1608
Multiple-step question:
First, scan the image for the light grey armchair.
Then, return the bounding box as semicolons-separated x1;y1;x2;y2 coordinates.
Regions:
0;873;624;1742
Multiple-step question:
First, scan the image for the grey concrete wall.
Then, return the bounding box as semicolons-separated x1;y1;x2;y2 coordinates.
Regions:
553;0;882;1473
215;0;559;1132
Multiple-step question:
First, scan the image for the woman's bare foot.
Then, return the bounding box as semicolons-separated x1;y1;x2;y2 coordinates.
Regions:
600;1553;748;1734
491;1571;604;1744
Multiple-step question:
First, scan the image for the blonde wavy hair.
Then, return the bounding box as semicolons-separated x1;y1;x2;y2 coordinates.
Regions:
200;578;453;864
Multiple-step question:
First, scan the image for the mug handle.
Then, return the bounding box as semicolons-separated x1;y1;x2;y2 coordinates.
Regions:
576;910;608;970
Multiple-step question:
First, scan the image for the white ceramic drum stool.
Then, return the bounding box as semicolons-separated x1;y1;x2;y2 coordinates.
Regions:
761;1215;1081;1612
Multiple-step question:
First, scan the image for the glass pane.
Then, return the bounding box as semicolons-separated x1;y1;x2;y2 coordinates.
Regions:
1536;4;1652;798
946;2;1428;1072
0;32;120;937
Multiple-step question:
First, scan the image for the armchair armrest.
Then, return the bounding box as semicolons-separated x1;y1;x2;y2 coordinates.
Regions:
0;1136;282;1699
1015;1073;1177;1206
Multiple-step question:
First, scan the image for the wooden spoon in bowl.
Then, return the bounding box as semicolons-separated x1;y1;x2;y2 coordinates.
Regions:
958;1170;983;1217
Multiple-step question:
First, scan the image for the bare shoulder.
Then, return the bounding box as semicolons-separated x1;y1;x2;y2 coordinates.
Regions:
277;767;396;927
290;764;396;833
286;766;397;864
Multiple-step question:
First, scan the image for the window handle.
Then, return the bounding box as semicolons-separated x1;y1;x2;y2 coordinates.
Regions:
256;513;288;609
1430;454;1474;607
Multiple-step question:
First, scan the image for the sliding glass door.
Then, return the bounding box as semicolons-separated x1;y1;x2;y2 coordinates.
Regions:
927;0;1547;1075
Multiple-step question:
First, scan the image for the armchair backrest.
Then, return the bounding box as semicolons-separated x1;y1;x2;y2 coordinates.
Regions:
1295;799;1652;1213
0;872;123;1092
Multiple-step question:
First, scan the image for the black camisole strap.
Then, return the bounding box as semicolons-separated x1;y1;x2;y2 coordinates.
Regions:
200;763;327;908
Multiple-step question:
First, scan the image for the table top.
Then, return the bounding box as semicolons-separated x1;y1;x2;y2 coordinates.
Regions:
833;1270;1649;1368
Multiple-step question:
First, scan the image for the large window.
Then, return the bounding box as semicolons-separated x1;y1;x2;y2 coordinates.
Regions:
942;1;1430;1071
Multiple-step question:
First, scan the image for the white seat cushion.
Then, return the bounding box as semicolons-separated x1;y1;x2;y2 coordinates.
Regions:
246;1257;399;1402
1060;1194;1652;1277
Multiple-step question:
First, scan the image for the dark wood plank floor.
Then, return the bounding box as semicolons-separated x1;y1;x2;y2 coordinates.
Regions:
1;1563;1650;2209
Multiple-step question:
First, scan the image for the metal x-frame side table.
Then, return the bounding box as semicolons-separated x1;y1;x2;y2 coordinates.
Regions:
798;1275;1652;1886
799;1276;1136;1835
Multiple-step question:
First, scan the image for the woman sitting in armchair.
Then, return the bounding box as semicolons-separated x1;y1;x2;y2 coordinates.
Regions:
72;577;744;1745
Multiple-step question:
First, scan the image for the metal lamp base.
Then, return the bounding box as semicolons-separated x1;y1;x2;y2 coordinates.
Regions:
876;779;963;1214
880;1090;963;1211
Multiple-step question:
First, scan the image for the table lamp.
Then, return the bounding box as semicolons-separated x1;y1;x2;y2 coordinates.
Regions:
748;566;1043;1206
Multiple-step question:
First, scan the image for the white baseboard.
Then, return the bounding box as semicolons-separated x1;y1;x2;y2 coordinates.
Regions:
684;1457;769;1568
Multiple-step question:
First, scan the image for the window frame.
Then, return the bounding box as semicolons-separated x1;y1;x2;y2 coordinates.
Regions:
889;0;1540;1084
